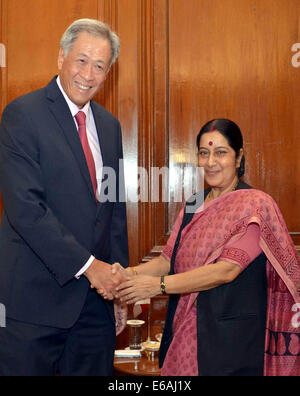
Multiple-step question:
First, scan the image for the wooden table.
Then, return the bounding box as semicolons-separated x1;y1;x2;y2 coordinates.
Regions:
114;351;161;376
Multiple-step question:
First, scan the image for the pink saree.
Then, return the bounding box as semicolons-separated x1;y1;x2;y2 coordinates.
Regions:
161;189;300;376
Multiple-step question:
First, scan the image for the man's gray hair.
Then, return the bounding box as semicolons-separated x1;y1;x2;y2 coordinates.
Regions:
60;19;120;67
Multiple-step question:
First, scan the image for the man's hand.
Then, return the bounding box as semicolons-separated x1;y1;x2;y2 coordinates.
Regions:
111;262;133;278
84;259;125;300
96;262;132;300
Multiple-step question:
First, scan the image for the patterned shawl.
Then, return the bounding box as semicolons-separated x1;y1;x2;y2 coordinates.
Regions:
162;189;300;376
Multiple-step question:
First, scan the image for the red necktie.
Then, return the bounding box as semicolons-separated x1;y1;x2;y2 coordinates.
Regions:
75;111;98;201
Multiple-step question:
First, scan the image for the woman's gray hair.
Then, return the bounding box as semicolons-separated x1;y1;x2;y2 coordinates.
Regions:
60;19;120;68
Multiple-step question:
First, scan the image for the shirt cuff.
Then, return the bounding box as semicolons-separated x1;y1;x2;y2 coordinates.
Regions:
75;255;95;279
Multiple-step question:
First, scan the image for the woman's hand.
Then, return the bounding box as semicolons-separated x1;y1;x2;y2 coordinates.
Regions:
115;275;161;305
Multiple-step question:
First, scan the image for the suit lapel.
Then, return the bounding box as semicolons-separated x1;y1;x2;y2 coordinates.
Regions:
90;101;115;218
90;101;110;169
45;78;96;202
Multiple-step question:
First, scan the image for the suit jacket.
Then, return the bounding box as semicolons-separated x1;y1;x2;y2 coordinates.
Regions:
0;77;129;328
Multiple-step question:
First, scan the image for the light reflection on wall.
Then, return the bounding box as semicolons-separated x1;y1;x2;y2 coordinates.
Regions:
0;43;6;68
170;150;201;202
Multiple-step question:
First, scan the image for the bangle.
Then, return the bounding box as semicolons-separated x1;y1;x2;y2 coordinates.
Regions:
160;276;167;295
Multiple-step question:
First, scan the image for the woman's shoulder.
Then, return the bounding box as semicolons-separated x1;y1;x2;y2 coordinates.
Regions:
235;183;276;206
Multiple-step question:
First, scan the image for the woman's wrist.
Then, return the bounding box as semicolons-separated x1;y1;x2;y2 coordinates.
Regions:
155;276;163;296
160;275;167;295
127;266;138;277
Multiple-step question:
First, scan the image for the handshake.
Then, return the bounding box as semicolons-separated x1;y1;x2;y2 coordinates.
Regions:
84;258;160;305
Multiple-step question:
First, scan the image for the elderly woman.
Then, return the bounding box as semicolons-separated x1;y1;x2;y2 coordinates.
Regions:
111;119;300;376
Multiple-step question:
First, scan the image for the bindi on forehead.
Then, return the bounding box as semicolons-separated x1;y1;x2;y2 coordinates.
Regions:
207;127;216;146
208;124;217;145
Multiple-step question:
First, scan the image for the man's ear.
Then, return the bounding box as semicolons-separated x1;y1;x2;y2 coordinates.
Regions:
57;48;65;71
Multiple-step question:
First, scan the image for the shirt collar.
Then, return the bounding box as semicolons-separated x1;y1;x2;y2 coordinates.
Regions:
56;76;90;123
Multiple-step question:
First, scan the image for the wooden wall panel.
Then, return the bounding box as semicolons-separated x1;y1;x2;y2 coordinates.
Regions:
151;0;170;249
166;0;300;246
98;0;150;267
132;0;300;256
0;0;299;261
114;0;140;267
96;0;119;115
4;0;99;104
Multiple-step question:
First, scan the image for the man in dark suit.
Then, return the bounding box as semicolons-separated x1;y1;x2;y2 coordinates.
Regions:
0;19;129;376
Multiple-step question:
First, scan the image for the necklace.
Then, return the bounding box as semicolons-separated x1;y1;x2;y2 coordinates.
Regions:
206;179;239;202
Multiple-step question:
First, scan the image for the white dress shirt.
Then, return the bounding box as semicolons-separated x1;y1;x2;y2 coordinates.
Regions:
56;76;103;278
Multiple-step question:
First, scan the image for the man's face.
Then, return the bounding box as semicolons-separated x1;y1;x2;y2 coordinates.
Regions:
58;32;112;108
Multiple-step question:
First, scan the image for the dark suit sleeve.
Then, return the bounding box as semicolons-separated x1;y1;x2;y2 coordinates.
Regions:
0;101;91;286
108;123;129;268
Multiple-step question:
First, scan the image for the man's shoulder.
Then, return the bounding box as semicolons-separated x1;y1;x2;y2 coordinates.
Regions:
5;83;49;113
5;76;61;109
1;89;47;127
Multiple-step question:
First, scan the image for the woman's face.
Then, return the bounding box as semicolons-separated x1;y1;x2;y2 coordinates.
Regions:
198;131;243;189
